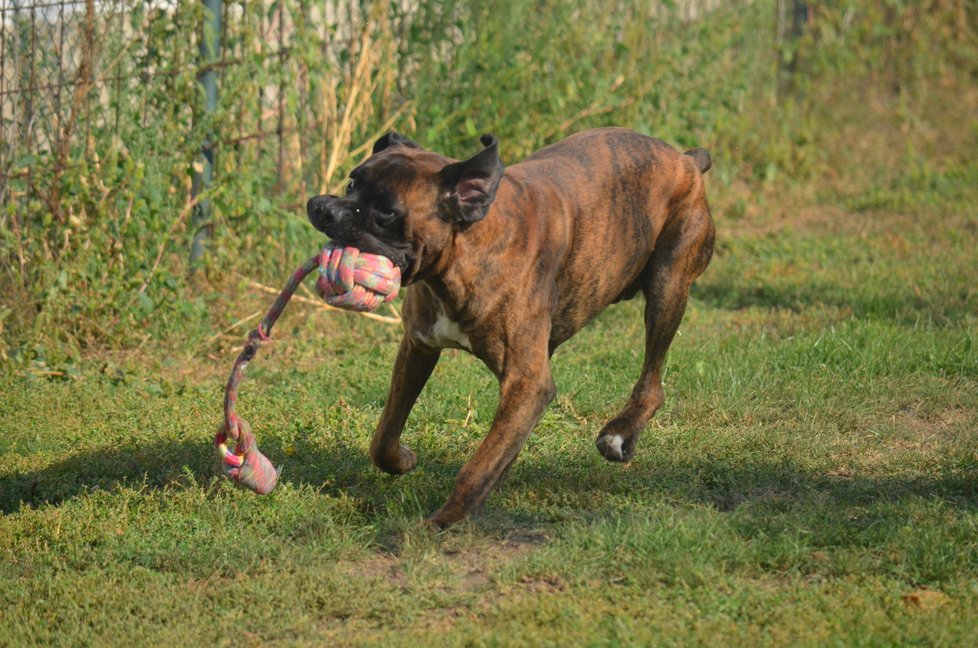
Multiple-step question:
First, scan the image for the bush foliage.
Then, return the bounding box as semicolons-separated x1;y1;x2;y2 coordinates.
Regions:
0;0;975;364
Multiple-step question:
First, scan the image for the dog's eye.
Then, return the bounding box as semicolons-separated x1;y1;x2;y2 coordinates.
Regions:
376;210;398;225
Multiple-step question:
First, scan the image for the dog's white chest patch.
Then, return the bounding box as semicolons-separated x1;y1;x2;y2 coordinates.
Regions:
413;311;472;351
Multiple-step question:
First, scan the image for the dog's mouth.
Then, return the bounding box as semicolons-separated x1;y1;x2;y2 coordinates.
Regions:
308;195;424;284
400;252;422;285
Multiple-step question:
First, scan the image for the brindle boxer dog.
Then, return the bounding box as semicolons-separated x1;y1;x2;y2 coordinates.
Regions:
307;128;715;528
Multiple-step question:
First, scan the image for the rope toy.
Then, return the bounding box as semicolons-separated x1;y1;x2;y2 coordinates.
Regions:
216;241;401;494
316;243;401;311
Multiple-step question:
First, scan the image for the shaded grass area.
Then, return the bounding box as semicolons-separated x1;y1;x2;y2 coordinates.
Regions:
2;163;977;644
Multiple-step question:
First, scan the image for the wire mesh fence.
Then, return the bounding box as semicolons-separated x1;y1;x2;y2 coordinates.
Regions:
2;1;98;197
0;0;737;217
0;0;417;356
0;0;405;218
3;0;775;354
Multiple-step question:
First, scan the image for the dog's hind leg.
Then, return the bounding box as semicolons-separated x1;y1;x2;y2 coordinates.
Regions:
596;197;714;462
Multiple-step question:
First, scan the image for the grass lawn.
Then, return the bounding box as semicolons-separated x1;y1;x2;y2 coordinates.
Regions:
2;165;977;645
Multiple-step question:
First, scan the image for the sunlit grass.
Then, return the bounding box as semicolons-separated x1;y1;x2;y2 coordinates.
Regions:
3;166;977;644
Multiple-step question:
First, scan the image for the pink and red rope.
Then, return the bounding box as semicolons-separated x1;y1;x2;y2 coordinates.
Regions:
216;242;401;494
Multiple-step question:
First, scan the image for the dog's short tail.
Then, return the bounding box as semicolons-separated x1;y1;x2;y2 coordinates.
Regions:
684;148;712;174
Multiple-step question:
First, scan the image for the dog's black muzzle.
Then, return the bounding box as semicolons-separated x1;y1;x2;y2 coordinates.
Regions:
306;195;412;274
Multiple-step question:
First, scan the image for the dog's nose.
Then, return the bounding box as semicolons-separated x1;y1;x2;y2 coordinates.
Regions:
307;195;340;230
306;195;329;218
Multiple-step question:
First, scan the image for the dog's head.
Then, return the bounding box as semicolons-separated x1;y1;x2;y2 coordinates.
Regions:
306;132;504;284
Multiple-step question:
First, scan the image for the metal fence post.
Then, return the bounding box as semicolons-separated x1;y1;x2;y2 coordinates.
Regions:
190;0;222;269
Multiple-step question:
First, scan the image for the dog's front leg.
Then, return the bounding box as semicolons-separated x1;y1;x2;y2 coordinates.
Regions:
427;342;555;528
370;335;441;475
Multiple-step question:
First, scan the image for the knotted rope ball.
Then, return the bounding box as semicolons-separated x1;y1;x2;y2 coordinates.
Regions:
316;242;402;311
216;242;401;495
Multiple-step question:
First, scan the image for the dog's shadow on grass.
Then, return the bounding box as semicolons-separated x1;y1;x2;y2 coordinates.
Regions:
3;432;977;526
0;439;228;514
692;273;971;325
0;434;461;516
510;449;978;518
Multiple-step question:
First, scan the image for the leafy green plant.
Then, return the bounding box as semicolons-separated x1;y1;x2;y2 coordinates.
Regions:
1;0;976;364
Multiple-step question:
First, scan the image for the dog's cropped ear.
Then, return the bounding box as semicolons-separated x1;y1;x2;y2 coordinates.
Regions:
372;131;420;154
438;134;505;225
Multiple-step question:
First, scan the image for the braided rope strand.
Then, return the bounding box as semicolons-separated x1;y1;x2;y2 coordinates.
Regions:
217;243;401;495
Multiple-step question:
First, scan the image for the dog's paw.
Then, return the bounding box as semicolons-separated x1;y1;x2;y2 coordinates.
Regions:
596;432;636;462
425;504;465;530
372;443;417;475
